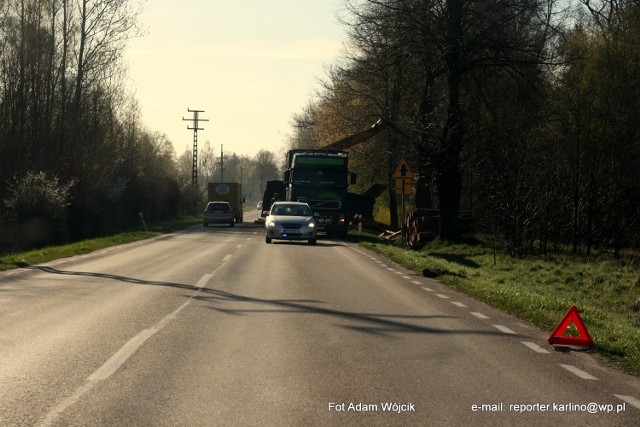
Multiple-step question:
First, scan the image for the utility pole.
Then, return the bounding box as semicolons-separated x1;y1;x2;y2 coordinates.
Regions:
220;144;224;182
182;108;209;189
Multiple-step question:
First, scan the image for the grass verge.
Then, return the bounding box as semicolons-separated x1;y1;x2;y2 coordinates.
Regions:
0;217;202;272
349;232;640;376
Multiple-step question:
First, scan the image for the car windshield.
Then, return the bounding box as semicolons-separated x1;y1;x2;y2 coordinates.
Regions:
271;205;311;216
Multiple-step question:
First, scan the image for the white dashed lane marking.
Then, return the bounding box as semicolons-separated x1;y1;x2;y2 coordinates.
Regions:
354;244;640;403
560;364;599;380
471;312;489;319
521;341;550;354
614;395;640;410
196;274;213;289
493;324;517;334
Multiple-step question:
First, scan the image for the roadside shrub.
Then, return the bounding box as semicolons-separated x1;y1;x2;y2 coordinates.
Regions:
4;171;74;247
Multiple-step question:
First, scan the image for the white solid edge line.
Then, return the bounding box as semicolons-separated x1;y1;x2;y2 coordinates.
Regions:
613;394;640;410
560;364;599;380
521;341;550;354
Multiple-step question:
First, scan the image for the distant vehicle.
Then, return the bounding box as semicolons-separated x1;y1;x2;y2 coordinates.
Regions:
260;180;286;218
256;201;263;210
207;182;244;223
265;201;317;245
203;201;234;227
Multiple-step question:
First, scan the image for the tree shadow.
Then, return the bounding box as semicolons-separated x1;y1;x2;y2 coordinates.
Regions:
23;265;510;339
428;253;480;269
192;288;510;338
23;265;196;291
268;241;346;247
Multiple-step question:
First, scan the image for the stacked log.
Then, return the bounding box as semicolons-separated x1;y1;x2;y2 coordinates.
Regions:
404;209;474;249
404;209;439;248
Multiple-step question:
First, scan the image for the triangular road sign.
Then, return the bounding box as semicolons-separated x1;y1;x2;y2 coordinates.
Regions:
393;160;414;179
547;305;594;348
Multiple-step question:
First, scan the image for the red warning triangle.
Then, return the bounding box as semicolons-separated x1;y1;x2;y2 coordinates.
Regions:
547;305;594;348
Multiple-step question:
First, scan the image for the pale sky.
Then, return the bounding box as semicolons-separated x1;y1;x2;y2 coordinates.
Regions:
124;0;347;158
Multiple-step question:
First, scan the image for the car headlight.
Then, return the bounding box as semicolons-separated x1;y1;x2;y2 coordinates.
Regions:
308;222;315;228
268;221;276;227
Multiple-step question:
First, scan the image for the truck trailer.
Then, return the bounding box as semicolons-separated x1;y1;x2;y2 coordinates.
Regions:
207;182;244;223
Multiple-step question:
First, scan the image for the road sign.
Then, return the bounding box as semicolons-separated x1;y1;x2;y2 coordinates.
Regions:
547;305;594;348
393;160;414;179
395;178;412;195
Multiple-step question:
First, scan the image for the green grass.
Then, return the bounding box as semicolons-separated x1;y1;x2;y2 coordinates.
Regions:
0;217;202;271
350;232;640;376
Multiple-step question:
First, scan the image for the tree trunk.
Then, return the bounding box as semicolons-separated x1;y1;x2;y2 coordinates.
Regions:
415;69;435;210
388;154;399;228
437;0;464;241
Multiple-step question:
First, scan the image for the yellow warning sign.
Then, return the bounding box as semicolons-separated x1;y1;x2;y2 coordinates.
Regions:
393;160;414;179
395;178;412;195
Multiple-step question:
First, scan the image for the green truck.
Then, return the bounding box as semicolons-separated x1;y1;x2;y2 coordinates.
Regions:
284;150;355;237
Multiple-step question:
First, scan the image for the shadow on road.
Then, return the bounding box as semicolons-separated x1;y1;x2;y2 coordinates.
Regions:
24;265;197;291
193;289;510;338
24;265;511;339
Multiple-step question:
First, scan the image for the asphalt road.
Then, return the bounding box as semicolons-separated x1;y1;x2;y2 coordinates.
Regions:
1;209;639;426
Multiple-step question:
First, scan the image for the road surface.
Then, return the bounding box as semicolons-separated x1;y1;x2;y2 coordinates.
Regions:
1;210;639;426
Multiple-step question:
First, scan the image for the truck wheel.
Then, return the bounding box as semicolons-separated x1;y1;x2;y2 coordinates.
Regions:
308;238;317;245
265;236;272;244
